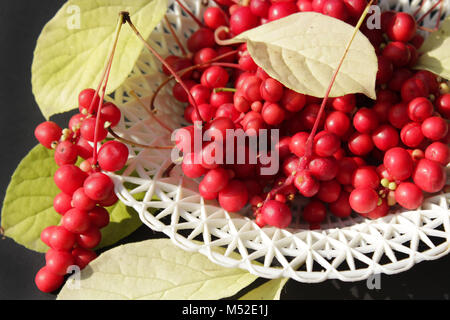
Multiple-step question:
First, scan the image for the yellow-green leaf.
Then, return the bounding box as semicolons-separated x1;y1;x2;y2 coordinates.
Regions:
57;239;259;300
416;17;450;80
229;12;377;99
31;0;168;119
1;145;142;252
239;278;288;300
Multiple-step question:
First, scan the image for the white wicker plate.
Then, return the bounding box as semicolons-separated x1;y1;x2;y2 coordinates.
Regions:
107;0;450;282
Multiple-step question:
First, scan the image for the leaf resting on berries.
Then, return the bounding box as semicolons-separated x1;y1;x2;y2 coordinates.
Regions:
228;12;378;99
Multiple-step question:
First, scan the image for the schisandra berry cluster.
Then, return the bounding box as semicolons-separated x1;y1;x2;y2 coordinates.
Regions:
33;89;129;292
165;0;449;229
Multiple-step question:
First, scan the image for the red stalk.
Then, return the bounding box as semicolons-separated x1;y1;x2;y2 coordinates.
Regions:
174;0;204;28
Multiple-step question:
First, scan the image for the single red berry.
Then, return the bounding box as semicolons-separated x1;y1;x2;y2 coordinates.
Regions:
80;117;108;142
72;187;96;211
376;56;394;85
303;200;327;224
218;180;249;212
352;166;380;189
199;180;219;200
395;182;424;210
349;187;379;214
201;168;230;193
316;179;342;203
260;78;284;102
323;0;349;21
353;108;379;133
40;226;57;247
201;66;229;89
425;142;450;166
34;121;62;149
75;137;94;160
203;7;228;29
72;247;97;270
268;1;298;21
388;68;413;92
329;191;352;218
308;156;338;181
83;172;114;201
382;42;411;67
371;124;399;151
332;94;356;113
388;102;409;129
54;141;78;167
325;111;351;137
386;12;417;43
53;192;73;215
210;90;233;109
297;0;314;12
76;227;102;249
78;88;100;114
45;249;75;276
348;132;373;156
413;159;446;193
401;78;429;103
261;200;292;228
250;0;271;18
400;122;424;148
230;7;258;35
422;116;448;141
336;157;358;185
98;141;129;172
365;198;389;220
281;89;306;112
215;103;241;122
88;206;110;229
383;147;413;181
408;97;433;122
62;208;91;234
262;102;286;125
343;0;366;18
54;165;87;195
312;0;326;12
295;171;320;197
436;93;450;118
187;28;215;52
98;191;119;207
49;226;76;251
314;131;340;157
182;153;208;178
35;266;64;293
99;102;121;127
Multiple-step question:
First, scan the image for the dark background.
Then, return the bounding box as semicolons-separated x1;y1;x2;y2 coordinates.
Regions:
0;0;449;300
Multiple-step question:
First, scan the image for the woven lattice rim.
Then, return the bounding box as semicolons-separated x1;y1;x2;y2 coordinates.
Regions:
106;0;450;282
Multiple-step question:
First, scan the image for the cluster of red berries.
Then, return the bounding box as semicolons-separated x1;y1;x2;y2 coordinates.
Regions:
33;89;129;292
166;0;449;229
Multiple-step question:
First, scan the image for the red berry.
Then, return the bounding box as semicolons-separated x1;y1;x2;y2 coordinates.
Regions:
88;206;110;229
77;227;102;249
261;200;292;228
382;42;411;67
83;172;114;201
297;0;314;12
348;132;373;156
75;137;94;160
325;111;351;137
316;179;341;203
386;12;417;42
72;187;96;211
401;78;429;103
376;56;394;85
388;102;409;129
332;94;356;113
330;191;352;218
343;0;366;18
421;116;448;141
408;97;433;122
295;171;320;197
308;156;338;181
230;7;258;35
336;157;357;185
98;191;119;207
303;200;326;224
98;141;129;172
365;198;389;220
262;102;285;125
218;180;249;212
395;182;424;210
54;141;78;166
371;124;399;151
53;192;72;215
203;7;227;29
314;131;340;157
35;266;64;293
45;249;75;276
251;0;271;17
201;66;229;89
260;78;284;102
383;147;413;181
413;159;446;193
268;1;298;21
201;168;230;193
199;180;219;200
281;89;306;112
80;117;108;142
34;121;62;149
182;153;208;178
436;93;450;118
425;142;450;166
323;0;349;21
187;28;215;52
40;226;57;247
353;108;379;133
72;247;97;270
62;208;91;234
78;88;100;114
210;90;233;109
349;187;379;214
352;166;379;189
400;122;424;148
100;102;121;127
54;165;87;195
49;226;76;251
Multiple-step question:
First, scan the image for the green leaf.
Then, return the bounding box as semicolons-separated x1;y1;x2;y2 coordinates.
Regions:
228;12;377;99
57;239;259;300
416;17;450;80
239;278;288;300
31;0;168;119
1;145;142;252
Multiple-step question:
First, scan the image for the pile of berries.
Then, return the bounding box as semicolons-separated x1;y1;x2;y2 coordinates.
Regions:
165;0;449;229
33;89;129;292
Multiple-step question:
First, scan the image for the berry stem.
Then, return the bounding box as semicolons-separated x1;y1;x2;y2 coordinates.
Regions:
416;0;443;24
214;87;238;93
164;15;188;57
92;12;126;164
107;127;174;149
211;62;244;70
129;90;174;133
174;0;204;28
124;14;205;123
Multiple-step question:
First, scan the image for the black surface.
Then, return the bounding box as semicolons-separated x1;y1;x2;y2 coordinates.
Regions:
0;0;449;300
